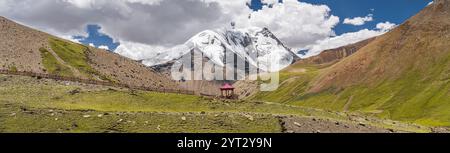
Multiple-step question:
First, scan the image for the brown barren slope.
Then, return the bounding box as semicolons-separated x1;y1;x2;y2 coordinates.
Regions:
310;0;450;92
0;16;179;90
251;0;450;127
0;16;49;73
296;37;376;66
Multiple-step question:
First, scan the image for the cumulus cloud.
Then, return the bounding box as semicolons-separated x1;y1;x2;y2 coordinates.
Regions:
0;0;339;49
301;21;397;58
0;0;235;46
261;0;279;5
3;0;387;65
115;40;192;66
98;45;109;50
239;0;340;49
302;29;381;58
114;0;341;60
376;21;397;32
115;41;173;60
343;14;373;26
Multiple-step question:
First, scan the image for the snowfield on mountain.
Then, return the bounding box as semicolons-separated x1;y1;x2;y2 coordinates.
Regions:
117;27;297;72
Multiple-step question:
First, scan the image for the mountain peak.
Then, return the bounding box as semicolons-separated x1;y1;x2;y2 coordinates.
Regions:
139;26;296;72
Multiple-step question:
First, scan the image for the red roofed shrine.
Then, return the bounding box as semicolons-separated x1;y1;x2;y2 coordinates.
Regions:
220;83;235;99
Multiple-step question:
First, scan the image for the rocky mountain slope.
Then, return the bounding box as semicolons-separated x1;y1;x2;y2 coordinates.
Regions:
296;37;376;65
251;0;450;127
120;27;298;72
234;35;376;100
144;27;299;95
0;16;179;90
310;0;450;92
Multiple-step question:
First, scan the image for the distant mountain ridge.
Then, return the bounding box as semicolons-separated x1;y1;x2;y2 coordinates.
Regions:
296;37;376;65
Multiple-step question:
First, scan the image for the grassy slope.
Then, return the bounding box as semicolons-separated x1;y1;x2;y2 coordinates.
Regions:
0;74;427;132
251;64;322;103
0;75;306;116
297;15;450;127
48;38;98;79
39;47;74;77
2;36;294;132
252;40;450;127
0;104;281;133
252;62;450;127
251;6;450;127
0;75;282;133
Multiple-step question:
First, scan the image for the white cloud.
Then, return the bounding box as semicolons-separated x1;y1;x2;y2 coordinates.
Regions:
88;43;95;47
115;41;171;60
115;41;191;66
261;0;279;5
1;0;404;71
98;45;109;50
302;29;382;58
343;14;373;26
63;0;95;9
0;0;234;46
0;0;340;49
114;0;341;61
376;21;397;32
64;0;164;9
1;0;347;65
240;0;340;49
58;34;83;44
124;0;163;5
301;21;397;58
427;1;434;6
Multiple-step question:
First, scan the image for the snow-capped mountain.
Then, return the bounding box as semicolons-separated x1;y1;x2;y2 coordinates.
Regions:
139;27;297;72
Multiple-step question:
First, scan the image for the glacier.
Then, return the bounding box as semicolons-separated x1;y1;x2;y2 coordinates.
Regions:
132;27;297;72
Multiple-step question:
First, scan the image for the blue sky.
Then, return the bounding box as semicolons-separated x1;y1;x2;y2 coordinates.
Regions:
73;25;119;50
71;0;432;52
250;0;432;35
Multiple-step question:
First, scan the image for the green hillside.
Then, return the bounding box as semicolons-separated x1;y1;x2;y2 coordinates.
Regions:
39;47;74;77
47;37;105;79
1;74;429;132
251;3;450;127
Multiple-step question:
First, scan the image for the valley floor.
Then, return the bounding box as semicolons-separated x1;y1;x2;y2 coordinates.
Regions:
0;74;442;133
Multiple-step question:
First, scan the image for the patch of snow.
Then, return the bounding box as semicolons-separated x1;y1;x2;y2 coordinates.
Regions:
139;27;295;72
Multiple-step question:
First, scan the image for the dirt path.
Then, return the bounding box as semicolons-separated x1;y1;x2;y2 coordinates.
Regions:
288;68;307;73
343;95;354;111
279;76;300;86
47;47;83;78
